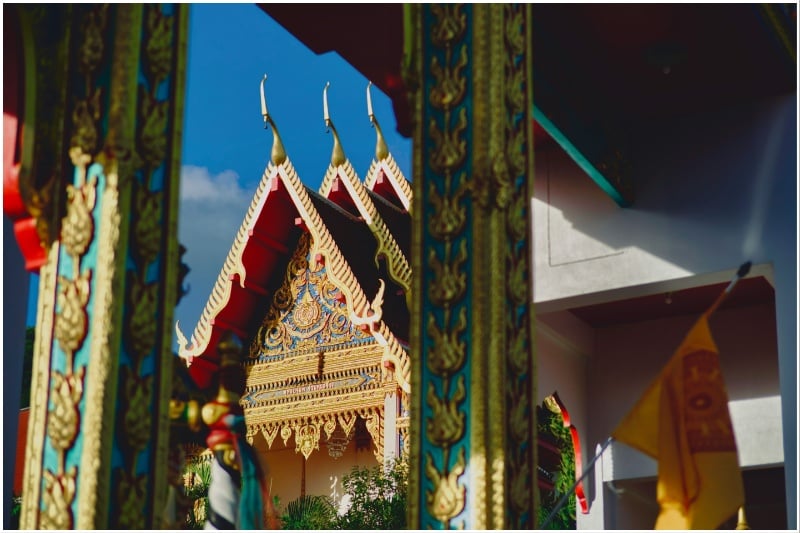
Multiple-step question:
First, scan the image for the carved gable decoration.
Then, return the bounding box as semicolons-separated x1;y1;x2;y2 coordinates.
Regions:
250;233;372;361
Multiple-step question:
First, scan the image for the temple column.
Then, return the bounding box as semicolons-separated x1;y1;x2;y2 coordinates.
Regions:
20;4;188;529
407;4;537;529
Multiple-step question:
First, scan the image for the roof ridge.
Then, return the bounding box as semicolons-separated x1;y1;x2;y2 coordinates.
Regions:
364;151;413;212
319;158;412;303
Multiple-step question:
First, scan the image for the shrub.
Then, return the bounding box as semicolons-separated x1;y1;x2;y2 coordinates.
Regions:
333;457;408;530
281;494;336;530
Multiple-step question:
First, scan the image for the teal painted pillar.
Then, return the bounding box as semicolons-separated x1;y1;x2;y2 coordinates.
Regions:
408;4;537;529
20;4;188;529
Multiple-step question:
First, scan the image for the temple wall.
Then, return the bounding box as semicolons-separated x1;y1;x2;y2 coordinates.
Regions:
532;94;797;526
257;440;382;513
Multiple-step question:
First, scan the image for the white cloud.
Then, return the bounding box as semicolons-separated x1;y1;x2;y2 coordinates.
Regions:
174;166;254;346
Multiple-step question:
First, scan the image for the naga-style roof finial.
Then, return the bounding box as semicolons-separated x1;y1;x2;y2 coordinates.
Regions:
260;74;287;165
323;82;347;167
367;82;389;162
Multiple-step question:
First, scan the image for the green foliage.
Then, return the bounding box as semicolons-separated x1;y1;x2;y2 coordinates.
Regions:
281;495;336;530
538;408;577;529
333;457;408;530
184;461;211;529
10;495;22;529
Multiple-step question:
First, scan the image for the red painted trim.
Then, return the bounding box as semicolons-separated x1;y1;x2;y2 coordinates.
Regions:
552;392;589;514
3;10;46;273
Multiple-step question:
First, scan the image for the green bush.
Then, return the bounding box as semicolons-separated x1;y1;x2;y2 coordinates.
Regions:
333;457;408;530
281;495;336;530
537;407;577;529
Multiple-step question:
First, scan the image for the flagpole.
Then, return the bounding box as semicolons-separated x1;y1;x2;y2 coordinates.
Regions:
706;261;752;316
539;261;752;529
539;436;614;529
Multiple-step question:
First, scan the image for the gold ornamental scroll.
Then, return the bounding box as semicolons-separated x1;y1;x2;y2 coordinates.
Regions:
407;4;536;529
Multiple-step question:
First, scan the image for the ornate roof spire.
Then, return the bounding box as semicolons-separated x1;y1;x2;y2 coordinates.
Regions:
260;74;287;165
323;81;346;167
366;81;389;162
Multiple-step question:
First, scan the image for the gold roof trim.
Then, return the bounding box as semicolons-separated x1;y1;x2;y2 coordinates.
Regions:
364;151;413;213
279;159;411;393
319;157;412;300
176;160;277;362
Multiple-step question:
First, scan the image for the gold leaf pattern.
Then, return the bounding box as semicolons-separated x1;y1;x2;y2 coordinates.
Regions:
338;412;357;439
429;45;468;111
426;308;467;377
55;271;92;356
428;175;467;241
262;425;279;449
127;277;158;360
425;375;466;447
295;424;320;460
281;424;293;447
428;240;467;308
430;4;466;47
41;468;77;530
46;369;85;452
61;176;98;259
69;89;103;159
144;7;173;84
138;88;169;168
425;447;467;524
122;368;153;453
117;469;147;529
429;107;468;175
77;5;109;76
133;186;162;266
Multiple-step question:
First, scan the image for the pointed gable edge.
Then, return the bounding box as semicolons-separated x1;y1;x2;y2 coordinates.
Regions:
319;158;412;301
177;156;410;393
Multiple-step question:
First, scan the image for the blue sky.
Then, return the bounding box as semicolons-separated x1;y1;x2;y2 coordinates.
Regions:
174;4;412;342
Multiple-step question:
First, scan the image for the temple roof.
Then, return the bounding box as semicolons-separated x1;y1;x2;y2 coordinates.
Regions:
177;103;412;393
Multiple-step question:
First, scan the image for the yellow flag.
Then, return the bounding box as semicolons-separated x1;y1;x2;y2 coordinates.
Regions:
612;313;744;529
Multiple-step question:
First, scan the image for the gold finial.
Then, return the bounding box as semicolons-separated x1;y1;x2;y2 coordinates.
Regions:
735;506;750;530
260;74;287;165
367;81;389;161
323;81;346;167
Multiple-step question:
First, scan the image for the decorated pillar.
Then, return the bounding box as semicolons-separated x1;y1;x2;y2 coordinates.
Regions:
407;4;537;529
20;4;188;529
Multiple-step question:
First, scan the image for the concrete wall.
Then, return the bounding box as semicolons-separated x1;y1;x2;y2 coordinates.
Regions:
532;94;797;526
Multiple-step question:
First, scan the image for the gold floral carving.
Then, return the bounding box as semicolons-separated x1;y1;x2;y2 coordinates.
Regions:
425;447;467;526
144;7;173;85
122;368;154;452
419;4;471;527
428;173;467;241
338;412;357;439
280;424;293;447
425;376;466;447
428;240;467;308
430;4;466;46
47;369;85;452
295;424;321;460
359;407;385;463
54;271;92;356
127;277;158;360
117;470;147;530
61;178;97;260
426;308;467;377
132;185;162;265
262;426;279;448
323;418;337;440
138;87;169;168
41;468;77;530
500;5;535;528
